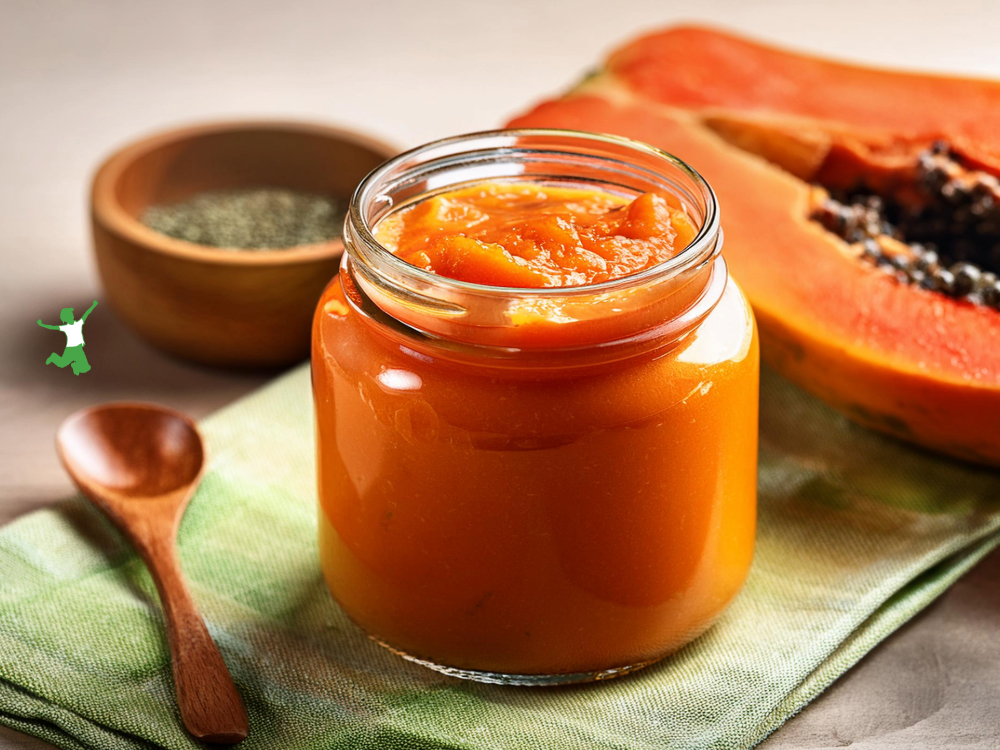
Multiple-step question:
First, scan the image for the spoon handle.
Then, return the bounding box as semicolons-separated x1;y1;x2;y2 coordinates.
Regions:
136;531;249;744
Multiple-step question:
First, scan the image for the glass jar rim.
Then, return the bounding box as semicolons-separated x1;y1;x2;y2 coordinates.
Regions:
345;128;721;298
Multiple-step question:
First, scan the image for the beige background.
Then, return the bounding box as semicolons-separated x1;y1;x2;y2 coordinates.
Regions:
2;0;999;747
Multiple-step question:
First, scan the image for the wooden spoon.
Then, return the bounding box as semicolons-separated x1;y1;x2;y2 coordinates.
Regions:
56;402;249;744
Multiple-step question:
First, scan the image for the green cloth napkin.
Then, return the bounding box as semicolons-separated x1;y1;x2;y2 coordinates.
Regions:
1;366;998;750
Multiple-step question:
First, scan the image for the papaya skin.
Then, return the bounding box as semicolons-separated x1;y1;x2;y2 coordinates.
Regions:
507;88;1000;466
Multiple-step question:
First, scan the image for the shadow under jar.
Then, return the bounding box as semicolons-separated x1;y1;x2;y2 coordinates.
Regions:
312;129;759;685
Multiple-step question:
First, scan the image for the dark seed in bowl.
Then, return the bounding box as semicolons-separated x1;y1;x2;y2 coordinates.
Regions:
141;187;347;250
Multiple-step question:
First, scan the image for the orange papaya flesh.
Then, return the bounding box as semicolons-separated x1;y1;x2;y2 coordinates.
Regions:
507;93;1000;465
606;25;1000;163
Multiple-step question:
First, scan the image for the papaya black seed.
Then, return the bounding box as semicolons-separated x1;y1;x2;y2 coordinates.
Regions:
914;247;939;270
890;254;911;271
932;267;956;293
862;239;882;261
951;263;981;296
977;271;999;291
983;280;1000;308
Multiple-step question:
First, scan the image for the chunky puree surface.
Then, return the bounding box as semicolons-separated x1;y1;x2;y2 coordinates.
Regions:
375;182;697;287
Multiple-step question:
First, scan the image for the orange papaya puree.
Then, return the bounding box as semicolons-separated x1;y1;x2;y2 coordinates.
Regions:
377;182;698;287
314;176;758;681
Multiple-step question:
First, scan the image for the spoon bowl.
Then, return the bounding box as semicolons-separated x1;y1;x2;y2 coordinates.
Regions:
58;404;204;497
57;402;248;744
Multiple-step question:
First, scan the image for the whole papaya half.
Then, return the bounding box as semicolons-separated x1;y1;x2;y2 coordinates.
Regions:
507;27;1000;466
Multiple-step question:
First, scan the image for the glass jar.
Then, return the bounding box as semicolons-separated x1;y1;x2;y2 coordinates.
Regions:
313;130;758;685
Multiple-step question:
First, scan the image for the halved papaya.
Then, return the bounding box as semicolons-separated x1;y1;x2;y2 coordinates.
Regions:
507;27;1000;466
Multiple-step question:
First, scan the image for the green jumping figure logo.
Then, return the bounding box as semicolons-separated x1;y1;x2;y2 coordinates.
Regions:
38;301;98;376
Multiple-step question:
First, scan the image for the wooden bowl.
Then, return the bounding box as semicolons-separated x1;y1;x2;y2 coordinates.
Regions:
91;121;397;367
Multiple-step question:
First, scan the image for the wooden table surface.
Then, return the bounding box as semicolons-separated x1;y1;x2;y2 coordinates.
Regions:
1;1;998;747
